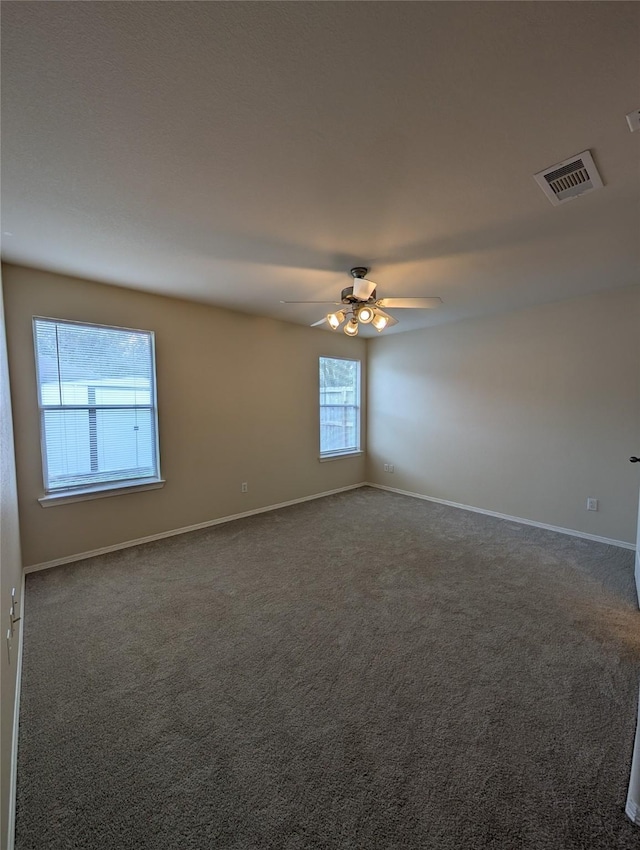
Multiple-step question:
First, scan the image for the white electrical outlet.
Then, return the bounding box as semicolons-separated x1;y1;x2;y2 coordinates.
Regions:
586;498;598;511
626;109;640;133
383;464;389;472
241;482;248;493
389;464;394;473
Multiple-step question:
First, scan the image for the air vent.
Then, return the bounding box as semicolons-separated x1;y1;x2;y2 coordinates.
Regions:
533;150;603;206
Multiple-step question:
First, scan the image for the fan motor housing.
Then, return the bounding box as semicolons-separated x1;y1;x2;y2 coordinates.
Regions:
341;286;377;304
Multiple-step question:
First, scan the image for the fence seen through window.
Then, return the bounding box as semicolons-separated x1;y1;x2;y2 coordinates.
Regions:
319;356;361;457
33;318;160;493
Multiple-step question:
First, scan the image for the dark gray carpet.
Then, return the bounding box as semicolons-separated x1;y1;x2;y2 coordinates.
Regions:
15;487;640;849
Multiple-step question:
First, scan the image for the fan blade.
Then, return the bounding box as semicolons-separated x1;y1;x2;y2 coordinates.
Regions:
377;297;442;309
281;300;343;304
310;317;329;328
352;277;377;301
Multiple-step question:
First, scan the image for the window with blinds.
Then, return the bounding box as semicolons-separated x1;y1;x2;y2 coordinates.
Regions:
33;318;161;494
319;356;361;458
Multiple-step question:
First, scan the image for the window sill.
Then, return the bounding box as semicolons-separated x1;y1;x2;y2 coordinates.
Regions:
39;478;166;507
318;451;364;463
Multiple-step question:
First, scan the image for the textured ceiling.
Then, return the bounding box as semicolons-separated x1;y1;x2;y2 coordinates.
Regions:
1;1;639;335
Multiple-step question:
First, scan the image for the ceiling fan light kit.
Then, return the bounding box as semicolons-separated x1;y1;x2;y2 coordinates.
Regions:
327;310;346;330
344;317;359;336
372;312;389;332
357;305;375;324
281;267;442;335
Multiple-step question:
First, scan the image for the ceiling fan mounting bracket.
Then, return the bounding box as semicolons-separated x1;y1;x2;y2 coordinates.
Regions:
350;267;369;280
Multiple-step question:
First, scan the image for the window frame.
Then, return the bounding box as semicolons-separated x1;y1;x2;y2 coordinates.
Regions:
33;316;164;506
318;355;362;461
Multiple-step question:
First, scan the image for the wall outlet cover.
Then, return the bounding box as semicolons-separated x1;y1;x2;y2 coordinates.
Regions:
626;109;640;133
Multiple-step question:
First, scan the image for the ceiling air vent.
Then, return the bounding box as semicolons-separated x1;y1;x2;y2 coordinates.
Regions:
533;150;603;206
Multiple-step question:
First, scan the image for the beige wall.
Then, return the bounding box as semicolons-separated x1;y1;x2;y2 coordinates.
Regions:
2;264;366;567
0;272;23;850
367;285;640;544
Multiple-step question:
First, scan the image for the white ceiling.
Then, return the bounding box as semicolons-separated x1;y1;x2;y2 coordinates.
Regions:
2;2;639;335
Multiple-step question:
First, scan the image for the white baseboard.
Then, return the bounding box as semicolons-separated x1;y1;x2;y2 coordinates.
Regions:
7;571;25;850
366;483;636;551
24;483;368;573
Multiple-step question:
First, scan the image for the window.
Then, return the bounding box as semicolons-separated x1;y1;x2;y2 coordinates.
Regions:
319;356;361;458
33;317;162;501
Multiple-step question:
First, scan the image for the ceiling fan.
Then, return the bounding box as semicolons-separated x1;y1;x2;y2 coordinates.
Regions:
281;267;442;335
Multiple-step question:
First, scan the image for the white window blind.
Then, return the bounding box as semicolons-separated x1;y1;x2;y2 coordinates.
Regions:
319;356;361;457
33;318;160;494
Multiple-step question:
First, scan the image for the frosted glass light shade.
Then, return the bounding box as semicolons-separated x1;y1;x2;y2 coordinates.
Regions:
372;312;389;331
327;310;345;330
